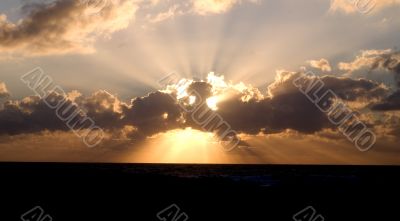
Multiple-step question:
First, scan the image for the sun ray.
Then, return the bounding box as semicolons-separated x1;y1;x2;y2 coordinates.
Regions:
127;128;236;164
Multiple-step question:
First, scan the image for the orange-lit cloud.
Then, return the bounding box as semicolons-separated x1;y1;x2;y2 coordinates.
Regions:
0;64;400;163
0;0;138;57
337;49;400;110
0;82;9;98
145;0;259;23
1;127;399;164
0;69;392;139
338;49;397;73
192;0;258;15
307;58;332;72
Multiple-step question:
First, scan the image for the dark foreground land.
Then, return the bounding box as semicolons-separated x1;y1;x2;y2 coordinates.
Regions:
0;163;399;220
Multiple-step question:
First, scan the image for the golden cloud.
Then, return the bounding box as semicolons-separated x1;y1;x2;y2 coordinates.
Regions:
0;82;9;98
192;0;259;15
0;0;138;57
307;58;332;72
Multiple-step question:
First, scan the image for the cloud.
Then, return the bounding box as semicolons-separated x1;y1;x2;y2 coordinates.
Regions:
0;82;9;99
147;4;183;23
0;87;183;140
329;0;400;14
338;49;400;110
1;69;400;163
307;58;332;72
145;0;259;23
0;90;126;135
2;127;400;163
338;49;399;77
379;111;400;139
0;69;394;144
0;0;138;57
121;91;183;139
372;91;400;111
211;71;387;135
0;130;126;162
192;0;257;15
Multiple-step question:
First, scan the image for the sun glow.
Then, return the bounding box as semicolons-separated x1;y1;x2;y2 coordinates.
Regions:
127;128;235;163
206;96;219;110
189;95;197;105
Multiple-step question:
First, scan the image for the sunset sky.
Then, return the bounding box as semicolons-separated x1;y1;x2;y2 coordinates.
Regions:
0;0;400;164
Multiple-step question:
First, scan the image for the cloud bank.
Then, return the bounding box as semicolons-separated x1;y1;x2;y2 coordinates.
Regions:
1;48;400;163
0;68;394;141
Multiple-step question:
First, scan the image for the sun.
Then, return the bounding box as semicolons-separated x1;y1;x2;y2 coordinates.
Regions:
127;128;234;163
206;96;219;110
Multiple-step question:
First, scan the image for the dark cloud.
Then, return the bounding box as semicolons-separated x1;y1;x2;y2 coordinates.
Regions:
0;70;395;141
370;51;400;111
75;90;125;129
338;49;400;111
321;76;388;101
368;51;400;87
214;71;388;135
0;91;124;135
121;91;183;139
0;94;76;134
372;91;400;111
0;88;184;139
